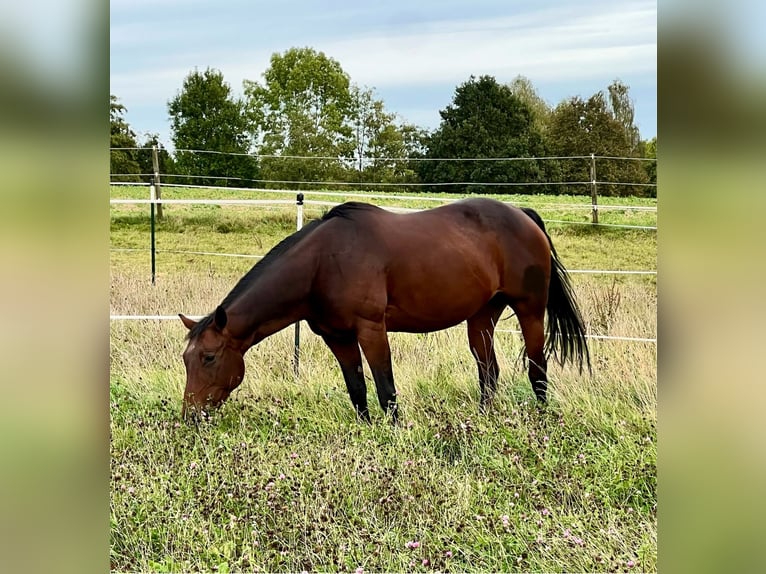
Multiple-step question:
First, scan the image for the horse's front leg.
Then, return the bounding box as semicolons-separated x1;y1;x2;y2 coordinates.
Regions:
321;334;370;423
357;319;399;424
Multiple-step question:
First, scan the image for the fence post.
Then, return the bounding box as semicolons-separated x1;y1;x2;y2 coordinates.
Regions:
293;192;305;378
590;153;598;224
149;178;157;285
152;145;163;219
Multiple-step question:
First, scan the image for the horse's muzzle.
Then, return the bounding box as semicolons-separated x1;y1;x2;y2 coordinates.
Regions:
181;401;212;424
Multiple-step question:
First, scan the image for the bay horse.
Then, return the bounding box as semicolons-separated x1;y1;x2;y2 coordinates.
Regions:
179;198;590;423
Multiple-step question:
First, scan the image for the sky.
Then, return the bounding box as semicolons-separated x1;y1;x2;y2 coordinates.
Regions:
110;0;657;148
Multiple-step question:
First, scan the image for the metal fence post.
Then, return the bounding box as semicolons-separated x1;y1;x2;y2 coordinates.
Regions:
293;193;305;377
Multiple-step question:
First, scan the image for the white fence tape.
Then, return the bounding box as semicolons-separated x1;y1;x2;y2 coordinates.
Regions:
111;247;654;275
108;315;655;343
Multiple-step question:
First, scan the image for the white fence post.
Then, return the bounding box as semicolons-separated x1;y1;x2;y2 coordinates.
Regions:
590;153;598;224
151;145;163;219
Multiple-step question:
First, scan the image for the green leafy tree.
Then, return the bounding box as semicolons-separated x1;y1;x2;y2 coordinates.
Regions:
168;68;258;187
417;75;550;194
400;123;429;159
110;95;141;182
349;85;378;175
607;79;642;154
348;85;424;187
365;117;415;185
508;75;553;136
507;75;563;191
244;48;354;187
548;85;650;197
640;136;657;186
396;122;431;192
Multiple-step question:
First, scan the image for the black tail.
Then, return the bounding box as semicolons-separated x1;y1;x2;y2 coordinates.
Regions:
521;208;591;373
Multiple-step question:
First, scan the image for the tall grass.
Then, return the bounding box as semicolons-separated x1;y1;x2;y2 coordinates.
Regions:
110;193;656;572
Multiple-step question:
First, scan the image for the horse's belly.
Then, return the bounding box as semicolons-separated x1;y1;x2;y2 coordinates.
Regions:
386;311;465;333
384;294;488;333
382;256;499;332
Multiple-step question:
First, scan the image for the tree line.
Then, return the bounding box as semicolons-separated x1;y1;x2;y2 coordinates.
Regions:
111;47;656;197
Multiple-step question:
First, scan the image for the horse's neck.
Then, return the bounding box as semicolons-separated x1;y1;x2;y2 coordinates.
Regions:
225;255;314;348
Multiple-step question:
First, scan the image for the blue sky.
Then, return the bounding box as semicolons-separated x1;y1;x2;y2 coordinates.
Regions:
110;0;657;148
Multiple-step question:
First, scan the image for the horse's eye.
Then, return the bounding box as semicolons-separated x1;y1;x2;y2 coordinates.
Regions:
202;354;216;366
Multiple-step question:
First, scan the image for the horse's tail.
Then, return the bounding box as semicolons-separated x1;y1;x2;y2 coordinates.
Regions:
520;207;591;373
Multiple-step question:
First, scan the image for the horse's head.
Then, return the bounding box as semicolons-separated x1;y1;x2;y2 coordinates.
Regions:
179;306;245;421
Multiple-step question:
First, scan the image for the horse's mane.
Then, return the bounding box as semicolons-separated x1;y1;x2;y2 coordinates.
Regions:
187;202;375;339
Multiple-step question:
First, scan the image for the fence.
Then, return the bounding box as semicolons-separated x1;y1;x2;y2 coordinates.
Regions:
110;177;656;283
111;147;658;207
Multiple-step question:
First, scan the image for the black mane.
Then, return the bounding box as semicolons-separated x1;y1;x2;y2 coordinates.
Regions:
187;202;376;339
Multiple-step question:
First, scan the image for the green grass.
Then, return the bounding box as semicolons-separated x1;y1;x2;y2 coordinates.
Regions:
110;187;656;572
110;186;656;280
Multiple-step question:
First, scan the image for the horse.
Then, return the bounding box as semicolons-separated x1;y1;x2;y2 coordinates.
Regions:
179;198;590;423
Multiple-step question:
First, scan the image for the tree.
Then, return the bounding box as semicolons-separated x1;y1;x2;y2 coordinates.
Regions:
110;95;141;182
244;48;354;187
641;136;657;186
416;75;550;194
508;75;553;136
507;75;563;191
548;88;649;197
607;79;641;153
349;85;378;175
168;68;258;187
347;85;425;188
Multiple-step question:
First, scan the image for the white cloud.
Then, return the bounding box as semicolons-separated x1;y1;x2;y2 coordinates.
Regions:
114;2;655;88
318;5;656;87
110;0;656;137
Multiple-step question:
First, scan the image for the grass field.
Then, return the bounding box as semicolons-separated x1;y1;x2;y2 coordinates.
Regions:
110;187;656;572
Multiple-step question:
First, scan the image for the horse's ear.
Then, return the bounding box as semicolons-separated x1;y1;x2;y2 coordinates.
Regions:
214;306;228;330
179;314;197;330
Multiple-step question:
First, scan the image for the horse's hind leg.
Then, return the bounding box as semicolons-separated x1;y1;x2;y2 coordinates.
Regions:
322;334;370;422
467;298;506;411
515;302;549;402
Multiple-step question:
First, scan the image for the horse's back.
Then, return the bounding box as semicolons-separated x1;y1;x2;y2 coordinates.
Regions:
309;199;551;333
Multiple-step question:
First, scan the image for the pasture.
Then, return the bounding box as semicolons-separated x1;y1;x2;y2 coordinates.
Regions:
110;187;656;572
